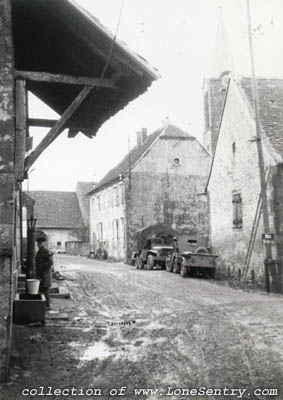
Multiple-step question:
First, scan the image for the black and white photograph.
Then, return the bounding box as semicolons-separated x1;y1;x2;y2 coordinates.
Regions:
1;0;283;399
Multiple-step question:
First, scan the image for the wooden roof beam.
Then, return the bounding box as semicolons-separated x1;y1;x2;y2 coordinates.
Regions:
25;86;93;172
28;117;93;134
15;70;117;88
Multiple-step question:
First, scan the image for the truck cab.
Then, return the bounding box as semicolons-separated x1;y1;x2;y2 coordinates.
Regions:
132;224;175;270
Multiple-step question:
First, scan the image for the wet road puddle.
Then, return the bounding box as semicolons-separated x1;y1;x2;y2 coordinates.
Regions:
69;334;167;366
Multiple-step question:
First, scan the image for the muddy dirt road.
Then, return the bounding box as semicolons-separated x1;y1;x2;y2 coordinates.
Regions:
2;255;283;399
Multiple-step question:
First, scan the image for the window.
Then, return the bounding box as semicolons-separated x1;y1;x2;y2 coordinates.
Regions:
172;156;181;167
108;188;111;207
57;241;61;246
117;186;120;206
116;219;119;239
232;193;242;229
120;217;125;240
112;220;115;240
97;222;103;241
204;92;210;130
101;192;104;209
121;184;125;205
112;219;119;240
232;142;236;155
113;185;119;207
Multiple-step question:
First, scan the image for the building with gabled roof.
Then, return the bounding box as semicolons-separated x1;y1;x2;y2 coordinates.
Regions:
206;74;283;292
88;123;212;261
28;190;87;252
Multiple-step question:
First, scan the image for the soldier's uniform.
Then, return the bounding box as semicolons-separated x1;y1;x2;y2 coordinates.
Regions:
36;243;53;308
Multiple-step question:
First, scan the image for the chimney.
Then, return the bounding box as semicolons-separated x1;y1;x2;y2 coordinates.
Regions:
141;128;147;144
136;131;142;148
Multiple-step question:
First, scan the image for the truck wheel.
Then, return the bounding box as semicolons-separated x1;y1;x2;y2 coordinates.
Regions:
147;254;154;270
166;257;173;272
180;263;188;277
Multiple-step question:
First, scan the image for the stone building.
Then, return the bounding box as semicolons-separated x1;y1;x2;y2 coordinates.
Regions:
0;0;157;379
88;124;212;261
206;75;283;292
28;190;88;251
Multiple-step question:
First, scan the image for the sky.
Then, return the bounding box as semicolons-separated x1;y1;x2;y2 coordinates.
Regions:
25;0;283;192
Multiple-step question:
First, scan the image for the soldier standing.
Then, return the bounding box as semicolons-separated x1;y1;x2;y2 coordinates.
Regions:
35;236;53;309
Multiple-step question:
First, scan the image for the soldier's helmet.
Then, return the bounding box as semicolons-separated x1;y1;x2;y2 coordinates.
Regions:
35;231;48;243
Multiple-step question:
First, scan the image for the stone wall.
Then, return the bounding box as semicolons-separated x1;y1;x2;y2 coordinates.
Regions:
126;136;211;260
207;79;277;287
0;0;16;380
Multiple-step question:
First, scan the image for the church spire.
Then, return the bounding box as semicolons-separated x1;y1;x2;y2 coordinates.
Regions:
210;8;234;79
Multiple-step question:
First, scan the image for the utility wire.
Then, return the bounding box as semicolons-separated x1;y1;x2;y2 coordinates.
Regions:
94;0;125;96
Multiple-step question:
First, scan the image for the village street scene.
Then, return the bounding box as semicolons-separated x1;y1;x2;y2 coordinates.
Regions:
1;0;283;399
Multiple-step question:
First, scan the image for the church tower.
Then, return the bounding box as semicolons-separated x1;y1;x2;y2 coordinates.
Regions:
203;10;234;155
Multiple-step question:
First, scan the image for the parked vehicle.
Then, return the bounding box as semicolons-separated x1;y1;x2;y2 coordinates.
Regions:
166;235;210;274
133;224;175;270
180;238;218;278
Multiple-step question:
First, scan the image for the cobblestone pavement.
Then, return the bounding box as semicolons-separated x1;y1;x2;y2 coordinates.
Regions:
1;255;283;400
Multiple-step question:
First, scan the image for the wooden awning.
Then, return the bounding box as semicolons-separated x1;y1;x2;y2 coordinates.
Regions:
11;0;159;174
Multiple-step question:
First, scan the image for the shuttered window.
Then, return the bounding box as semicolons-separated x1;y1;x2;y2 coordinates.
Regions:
232;193;242;229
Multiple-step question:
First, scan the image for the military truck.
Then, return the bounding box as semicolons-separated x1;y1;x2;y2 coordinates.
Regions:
166;235;210;274
133;224;175;270
180;238;218;278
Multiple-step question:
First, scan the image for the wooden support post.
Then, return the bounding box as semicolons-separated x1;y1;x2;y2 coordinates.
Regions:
15;70;117;88
25;86;93;172
0;0;17;381
15;79;27;181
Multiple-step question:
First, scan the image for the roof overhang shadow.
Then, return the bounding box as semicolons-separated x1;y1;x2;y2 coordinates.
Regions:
11;0;159;137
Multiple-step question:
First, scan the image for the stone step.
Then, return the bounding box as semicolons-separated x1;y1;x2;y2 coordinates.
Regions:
17;285;69;298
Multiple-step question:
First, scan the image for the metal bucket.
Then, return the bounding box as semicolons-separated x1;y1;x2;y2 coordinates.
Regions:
26;279;40;295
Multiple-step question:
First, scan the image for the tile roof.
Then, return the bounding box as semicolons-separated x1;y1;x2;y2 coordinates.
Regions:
89;124;193;194
240;77;283;157
28;191;85;229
